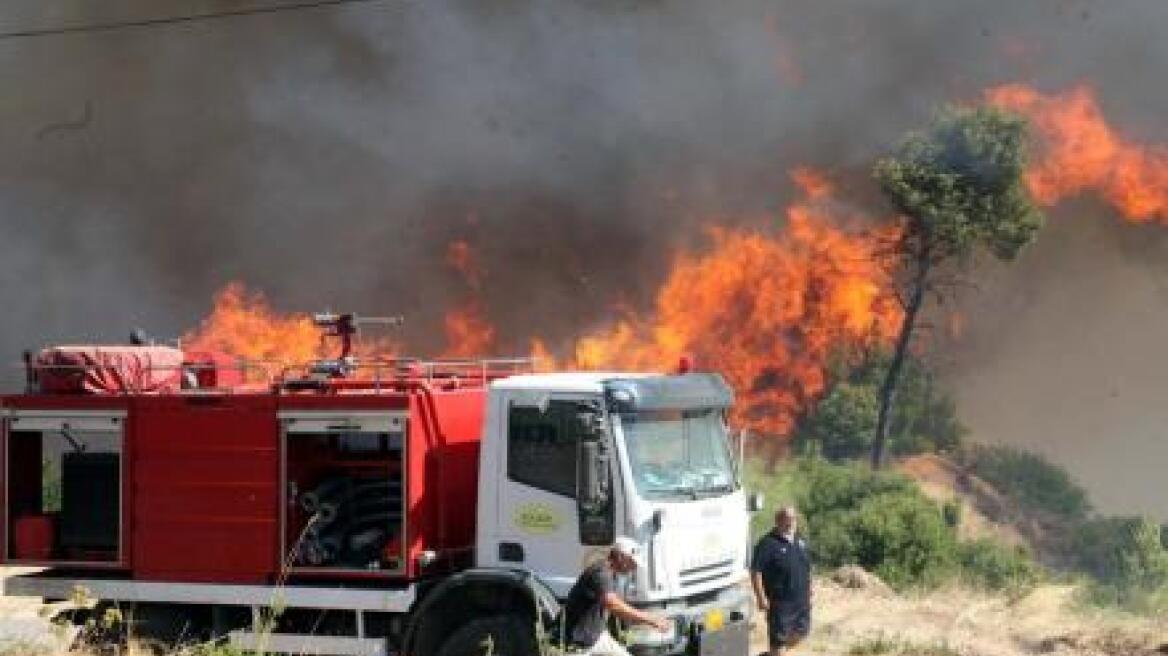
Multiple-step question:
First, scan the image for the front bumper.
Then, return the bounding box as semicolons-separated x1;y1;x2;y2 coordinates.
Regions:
625;586;752;656
686;618;750;656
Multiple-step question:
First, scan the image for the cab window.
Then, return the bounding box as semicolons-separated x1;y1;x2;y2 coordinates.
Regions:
507;402;581;497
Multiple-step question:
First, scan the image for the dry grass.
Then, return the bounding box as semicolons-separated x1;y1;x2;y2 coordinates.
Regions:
749;575;1167;656
2;567;1165;656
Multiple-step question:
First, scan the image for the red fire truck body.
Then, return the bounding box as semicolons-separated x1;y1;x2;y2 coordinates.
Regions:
1;339;754;656
2;386;482;585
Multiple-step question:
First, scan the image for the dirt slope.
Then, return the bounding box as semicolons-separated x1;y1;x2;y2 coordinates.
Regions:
897;454;1044;547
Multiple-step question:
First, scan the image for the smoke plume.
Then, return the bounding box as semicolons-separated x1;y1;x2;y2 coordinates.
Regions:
1;1;1166;516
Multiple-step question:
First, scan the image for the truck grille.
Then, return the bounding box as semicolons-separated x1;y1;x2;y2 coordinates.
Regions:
678;559;735;588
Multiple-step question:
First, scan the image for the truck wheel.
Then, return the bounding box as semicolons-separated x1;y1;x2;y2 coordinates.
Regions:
437;616;538;656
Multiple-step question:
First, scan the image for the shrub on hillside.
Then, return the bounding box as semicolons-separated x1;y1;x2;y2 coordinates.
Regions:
745;458;801;537
792;459;958;589
1071;516;1168;608
791;456;919;518
848;491;959;589
799;383;879;459
748;456;1043;592
957;538;1041;593
965;444;1090;520
795;351;965;460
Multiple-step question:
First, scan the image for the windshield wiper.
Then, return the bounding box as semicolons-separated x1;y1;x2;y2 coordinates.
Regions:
645;486;699;500
696;483;735;497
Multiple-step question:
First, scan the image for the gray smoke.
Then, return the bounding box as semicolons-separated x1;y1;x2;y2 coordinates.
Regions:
1;1;1166;516
943;206;1168;520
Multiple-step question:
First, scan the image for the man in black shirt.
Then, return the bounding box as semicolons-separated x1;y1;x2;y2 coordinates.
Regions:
751;506;812;655
561;537;672;656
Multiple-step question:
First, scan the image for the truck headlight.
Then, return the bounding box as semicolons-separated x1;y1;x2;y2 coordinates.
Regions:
624;620;678;647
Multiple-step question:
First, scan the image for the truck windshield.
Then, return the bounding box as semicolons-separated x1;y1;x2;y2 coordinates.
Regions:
617;409;737;499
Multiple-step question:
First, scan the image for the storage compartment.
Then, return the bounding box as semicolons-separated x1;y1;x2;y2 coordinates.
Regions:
130;396;279;583
4;413;124;564
59;452;120;550
281;412;406;573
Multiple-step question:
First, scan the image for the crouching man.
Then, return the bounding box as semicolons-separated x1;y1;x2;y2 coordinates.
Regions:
561;537;672;656
752;506;812;655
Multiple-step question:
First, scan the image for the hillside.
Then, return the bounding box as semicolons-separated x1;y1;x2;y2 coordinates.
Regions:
745;450;1167;654
896;454;1032;547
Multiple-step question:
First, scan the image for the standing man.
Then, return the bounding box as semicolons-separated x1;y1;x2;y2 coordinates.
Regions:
751;506;812;655
561;537;672;656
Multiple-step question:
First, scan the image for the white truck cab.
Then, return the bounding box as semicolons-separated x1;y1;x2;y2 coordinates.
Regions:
477;372;754;656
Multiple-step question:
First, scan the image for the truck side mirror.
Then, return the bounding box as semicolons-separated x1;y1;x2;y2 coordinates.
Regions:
579;440;609;508
575;407;606;439
747;492;765;513
578;437;614;545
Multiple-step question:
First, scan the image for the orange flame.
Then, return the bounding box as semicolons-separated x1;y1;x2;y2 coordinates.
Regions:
442;239;495;357
789;166;834;200
986;84;1168;222
566;170;902;435
528;338;559;372
185;174;901;438
182;283;398;378
182;282;326;368
443;303;496;358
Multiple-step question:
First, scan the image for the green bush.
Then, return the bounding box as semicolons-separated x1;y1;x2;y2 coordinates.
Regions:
747;455;1045;593
800;383;878;459
795;350;964;460
957;538;1040;592
965;444;1091;520
744;458;801;538
791;457;919;519
847;491;958;589
1071;515;1168;609
789;458;958;589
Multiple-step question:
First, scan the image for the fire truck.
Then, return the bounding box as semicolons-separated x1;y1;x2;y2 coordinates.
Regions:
0;315;757;656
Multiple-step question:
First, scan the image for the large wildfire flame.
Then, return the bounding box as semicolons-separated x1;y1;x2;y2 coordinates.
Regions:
987;84;1167;222
563;169;902;434
184;170;901;438
185;79;1168;437
126;84;1168;442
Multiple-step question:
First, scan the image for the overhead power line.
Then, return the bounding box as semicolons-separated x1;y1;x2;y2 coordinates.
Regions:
0;0;388;41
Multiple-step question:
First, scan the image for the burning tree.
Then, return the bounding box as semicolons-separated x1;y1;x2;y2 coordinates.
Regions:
870;106;1043;468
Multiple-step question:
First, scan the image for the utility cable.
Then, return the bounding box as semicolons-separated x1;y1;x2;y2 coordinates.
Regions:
0;0;389;41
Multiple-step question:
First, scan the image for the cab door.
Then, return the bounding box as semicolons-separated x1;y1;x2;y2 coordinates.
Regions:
491;393;617;596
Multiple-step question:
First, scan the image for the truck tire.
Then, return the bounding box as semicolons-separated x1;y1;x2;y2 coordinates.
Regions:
436;615;538;656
